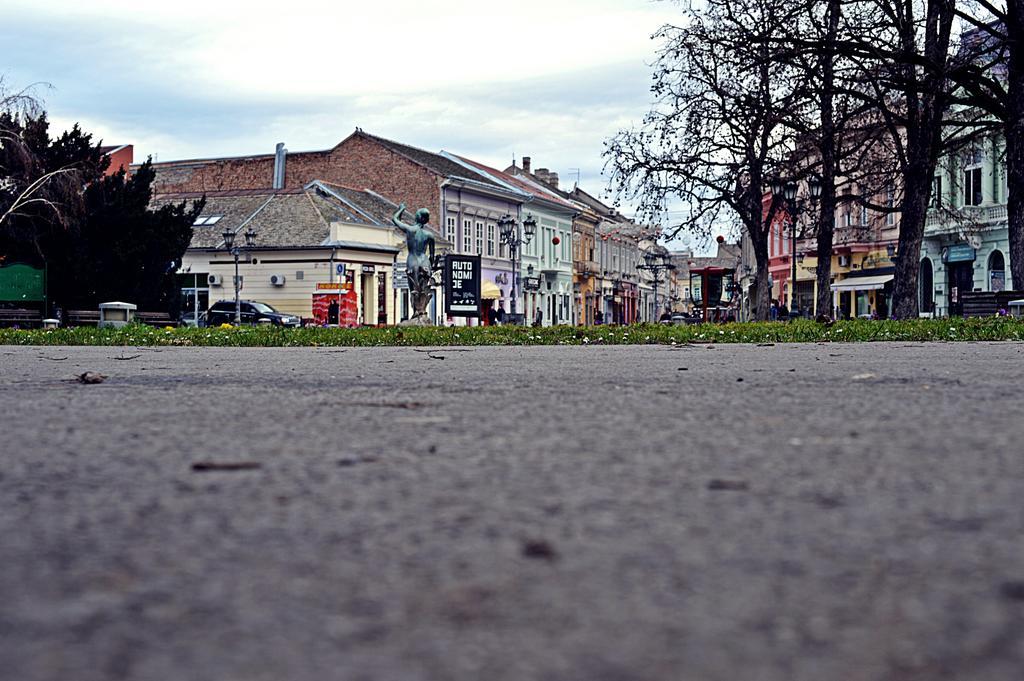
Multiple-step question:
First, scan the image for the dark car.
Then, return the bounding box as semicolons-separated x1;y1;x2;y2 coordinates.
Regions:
205;300;301;327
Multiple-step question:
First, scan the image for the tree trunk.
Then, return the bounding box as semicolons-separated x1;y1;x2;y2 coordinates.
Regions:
814;0;841;319
752;235;771;321
891;167;932;319
1006;0;1024;290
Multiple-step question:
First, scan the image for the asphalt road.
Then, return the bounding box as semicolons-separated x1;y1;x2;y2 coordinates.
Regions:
2;342;1024;681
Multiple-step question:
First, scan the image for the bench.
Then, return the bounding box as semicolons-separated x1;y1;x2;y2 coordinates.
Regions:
960;291;1024;317
66;309;101;326
136;311;178;327
0;308;42;327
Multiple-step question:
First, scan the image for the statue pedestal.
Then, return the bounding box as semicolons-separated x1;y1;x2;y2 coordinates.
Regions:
399;315;433;327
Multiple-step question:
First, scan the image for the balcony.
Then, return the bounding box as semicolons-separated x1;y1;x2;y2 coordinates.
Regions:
925;204;1008;235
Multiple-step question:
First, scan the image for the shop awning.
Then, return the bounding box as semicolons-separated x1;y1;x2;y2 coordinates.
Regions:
481;281;502;299
830;274;893;292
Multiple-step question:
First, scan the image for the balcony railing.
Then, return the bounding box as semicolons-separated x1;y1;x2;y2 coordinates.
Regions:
925;203;1008;234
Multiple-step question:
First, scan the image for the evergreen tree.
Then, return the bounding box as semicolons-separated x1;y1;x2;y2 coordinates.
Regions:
1;108;202;314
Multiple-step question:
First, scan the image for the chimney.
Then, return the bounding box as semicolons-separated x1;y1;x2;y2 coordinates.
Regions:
536;168;550;184
273;142;287;189
547;172;559;190
522;156;532;174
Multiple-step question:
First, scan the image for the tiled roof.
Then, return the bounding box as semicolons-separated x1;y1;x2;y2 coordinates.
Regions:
150;184;398;250
450;155;579;212
312;182;399;226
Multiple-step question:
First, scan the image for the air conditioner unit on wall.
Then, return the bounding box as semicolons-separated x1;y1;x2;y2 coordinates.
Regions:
207;273;223;286
270;273;286;287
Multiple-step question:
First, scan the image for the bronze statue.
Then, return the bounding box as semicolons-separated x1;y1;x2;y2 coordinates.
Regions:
392;203;436;325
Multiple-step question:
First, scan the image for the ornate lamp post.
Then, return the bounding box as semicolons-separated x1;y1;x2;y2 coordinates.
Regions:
771;177;821;315
637;250;675;321
498;212;537;324
221;227;257;325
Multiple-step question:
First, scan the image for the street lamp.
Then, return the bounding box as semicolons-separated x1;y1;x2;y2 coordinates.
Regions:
772;177;820;316
221;227;257;325
637;250;676;321
499;212;536;324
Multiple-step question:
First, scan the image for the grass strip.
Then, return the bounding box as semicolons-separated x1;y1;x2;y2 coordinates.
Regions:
2;317;1024;347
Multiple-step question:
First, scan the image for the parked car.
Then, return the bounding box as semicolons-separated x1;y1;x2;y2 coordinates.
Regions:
180;310;206;328
205;300;301;327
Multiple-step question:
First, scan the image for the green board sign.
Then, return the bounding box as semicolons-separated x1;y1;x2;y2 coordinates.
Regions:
0;263;45;302
943;244;976;263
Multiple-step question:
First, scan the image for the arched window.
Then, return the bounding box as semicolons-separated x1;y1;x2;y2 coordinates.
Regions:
989;250;1006;292
919;258;934;313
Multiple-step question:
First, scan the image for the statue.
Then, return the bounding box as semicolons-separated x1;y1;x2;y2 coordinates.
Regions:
392;203;436;325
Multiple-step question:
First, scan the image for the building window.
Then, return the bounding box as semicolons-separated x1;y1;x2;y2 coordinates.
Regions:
963;166;983;206
958;150;983;208
446;216;456;244
886;187;896;226
931;176;943;209
475;222;484;255
463;219;472;253
860;205;869;226
486;223;495;256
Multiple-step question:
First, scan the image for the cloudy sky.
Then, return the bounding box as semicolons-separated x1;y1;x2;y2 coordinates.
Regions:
2;0;681;219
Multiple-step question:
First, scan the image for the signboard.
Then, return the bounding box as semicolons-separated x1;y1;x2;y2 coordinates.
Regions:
317;282;351;291
943;244;976;263
362;264;375;274
444;254;481;317
0;263;44;302
392;263;409;289
523;276;541;291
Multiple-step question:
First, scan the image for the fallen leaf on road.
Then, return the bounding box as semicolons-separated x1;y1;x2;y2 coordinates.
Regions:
851;373;876;381
191;461;262;472
999;581;1024;601
76;371;106;384
522;539;558;561
707;479;749;491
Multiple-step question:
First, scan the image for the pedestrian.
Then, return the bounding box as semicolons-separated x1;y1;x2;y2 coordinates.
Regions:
327;299;339;325
487;305;497;327
595;309;604;325
496;307;505;325
778;302;789;319
533;306;543;327
769;299;778;321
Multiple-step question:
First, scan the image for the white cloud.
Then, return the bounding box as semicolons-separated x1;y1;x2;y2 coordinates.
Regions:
3;0;698;239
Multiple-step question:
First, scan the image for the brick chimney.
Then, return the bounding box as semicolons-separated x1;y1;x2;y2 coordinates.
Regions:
522;156;531;174
547;172;559;190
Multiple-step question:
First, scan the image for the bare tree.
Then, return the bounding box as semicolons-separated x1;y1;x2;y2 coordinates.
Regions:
605;0;801;320
1;80;80;256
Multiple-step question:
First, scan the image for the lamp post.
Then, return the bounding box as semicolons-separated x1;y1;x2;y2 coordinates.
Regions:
222;227;257;325
771;177;821;316
498;212;537;324
637;250;675;321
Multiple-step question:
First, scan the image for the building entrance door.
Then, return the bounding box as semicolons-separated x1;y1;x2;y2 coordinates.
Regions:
947;262;974;317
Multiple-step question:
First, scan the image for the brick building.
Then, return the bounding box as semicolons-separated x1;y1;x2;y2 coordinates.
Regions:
148;130;526;322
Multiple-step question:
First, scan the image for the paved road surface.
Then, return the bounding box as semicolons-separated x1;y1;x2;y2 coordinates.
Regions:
2;343;1024;681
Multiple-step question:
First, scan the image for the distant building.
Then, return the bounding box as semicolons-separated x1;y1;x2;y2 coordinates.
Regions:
99;145;133;176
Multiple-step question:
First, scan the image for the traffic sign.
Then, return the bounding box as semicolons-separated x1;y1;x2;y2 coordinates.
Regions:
336;263;346;275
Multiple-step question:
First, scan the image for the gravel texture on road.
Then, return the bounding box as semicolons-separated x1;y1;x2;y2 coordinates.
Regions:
2;343;1024;681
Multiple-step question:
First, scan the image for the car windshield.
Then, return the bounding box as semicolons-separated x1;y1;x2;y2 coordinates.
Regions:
250;302;277;314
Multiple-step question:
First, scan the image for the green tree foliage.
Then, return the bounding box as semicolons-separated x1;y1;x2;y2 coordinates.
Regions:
1;108;202;314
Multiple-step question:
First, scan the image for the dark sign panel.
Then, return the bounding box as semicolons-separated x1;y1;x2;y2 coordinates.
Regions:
445;254;481;317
